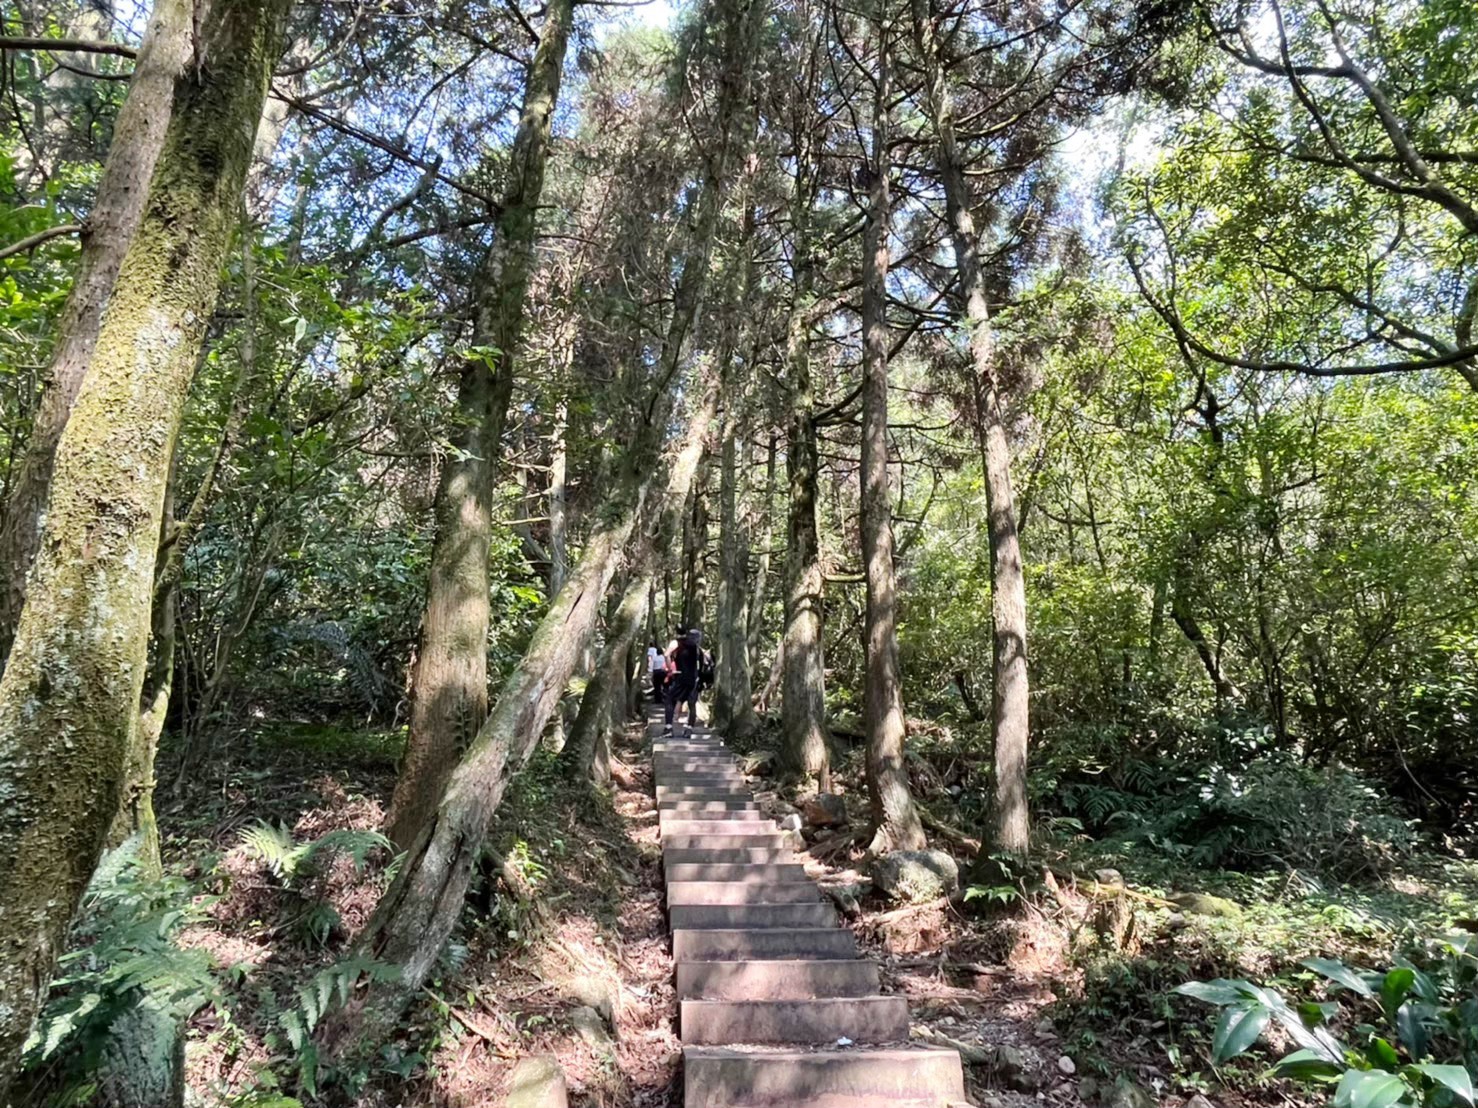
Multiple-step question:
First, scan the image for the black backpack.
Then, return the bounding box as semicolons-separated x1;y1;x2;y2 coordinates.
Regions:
698;651;716;689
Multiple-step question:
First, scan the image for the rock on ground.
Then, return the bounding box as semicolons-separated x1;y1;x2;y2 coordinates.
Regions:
802;793;847;828
870;850;960;904
506;1055;567;1108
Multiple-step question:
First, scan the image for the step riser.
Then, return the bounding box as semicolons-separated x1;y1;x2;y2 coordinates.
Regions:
672;928;857;960
683;1048;966;1108
655;787;754;798
659;803;761;814
665;882;819;906
659;820;778;836
680;997;909;1045
663;848;795;865
662;835;788;851
669;904;836;929
675;960;880;1000
664;862;808;882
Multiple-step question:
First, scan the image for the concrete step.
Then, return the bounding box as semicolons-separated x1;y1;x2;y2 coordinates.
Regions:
662;834;789;851
664;861;808;882
659;801;762;814
659;819;778;837
680;996;909;1045
656;795;756;806
656;779;747;790
683;1046;966;1108
669;903;836;929
675;959;880;1000
663;847;796;865
665;881;819;906
672;927;857;960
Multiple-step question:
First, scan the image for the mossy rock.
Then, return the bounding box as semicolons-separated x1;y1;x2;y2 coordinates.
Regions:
1170;891;1243;919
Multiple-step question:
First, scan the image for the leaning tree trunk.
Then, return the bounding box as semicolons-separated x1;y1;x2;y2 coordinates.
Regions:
913;0;1030;855
780;158;830;786
0;0;291;1085
335;369;720;1057
564;566;654;785
859;20;925;854
386;0;575;850
0;0;193;664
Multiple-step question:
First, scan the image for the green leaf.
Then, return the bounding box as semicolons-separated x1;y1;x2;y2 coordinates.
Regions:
1410;1064;1475;1105
1395;1001;1431;1060
1176;980;1246;1006
1213;1003;1270;1063
1334;1069;1406;1108
1304;958;1374;997
1272;1049;1344;1081
1365;1037;1399;1071
1380;968;1416;1022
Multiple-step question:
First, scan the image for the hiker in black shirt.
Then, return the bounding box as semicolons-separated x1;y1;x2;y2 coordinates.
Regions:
664;627;702;735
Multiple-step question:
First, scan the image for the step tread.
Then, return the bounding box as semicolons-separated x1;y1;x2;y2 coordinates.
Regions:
680;996;910;1045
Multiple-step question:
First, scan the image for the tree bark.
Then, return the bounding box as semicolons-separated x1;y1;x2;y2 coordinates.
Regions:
386;0;575;849
714;398;758;738
0;0;193;664
780;118;830;786
912;0;1030;855
745;430;778;671
859;18;925;854
0;0;291;1084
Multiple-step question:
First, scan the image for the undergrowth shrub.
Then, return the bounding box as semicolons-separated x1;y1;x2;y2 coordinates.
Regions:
1050;746;1418;882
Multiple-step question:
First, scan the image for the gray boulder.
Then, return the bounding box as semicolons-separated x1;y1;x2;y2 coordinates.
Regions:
870;850;960;904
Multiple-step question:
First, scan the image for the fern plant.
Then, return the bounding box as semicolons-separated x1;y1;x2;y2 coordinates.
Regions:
259;955;403;1097
20;858;220;1105
238;823;393;945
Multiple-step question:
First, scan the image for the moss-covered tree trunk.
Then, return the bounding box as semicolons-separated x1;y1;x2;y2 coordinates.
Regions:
0;0;291;1085
912;0;1030;855
859;19;925;854
0;0;193;663
386;0;576;850
780;136;830;786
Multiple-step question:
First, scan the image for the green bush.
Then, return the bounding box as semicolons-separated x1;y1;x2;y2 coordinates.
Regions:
1052;750;1419;882
1176;934;1478;1108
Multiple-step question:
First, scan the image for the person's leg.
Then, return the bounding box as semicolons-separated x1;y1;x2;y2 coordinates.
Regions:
687;684;700;730
664;680;676;729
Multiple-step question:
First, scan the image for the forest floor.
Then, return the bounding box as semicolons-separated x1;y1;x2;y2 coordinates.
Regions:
156;710;1478;1108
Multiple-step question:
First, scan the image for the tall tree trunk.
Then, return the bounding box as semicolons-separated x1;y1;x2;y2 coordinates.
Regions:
680;452;712;631
779;117;830;785
859;19;924;854
0;0;193;663
745;430;778;671
386;0;575;849
333;0;766;1049
0;0;291;1084
912;0;1030;855
714;401;758;737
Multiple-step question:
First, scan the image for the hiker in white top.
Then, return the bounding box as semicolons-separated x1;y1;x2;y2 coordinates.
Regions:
647;639;667;703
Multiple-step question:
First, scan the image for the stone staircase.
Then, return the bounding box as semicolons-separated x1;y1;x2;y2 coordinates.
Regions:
654;723;967;1108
